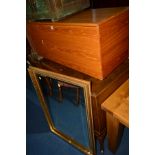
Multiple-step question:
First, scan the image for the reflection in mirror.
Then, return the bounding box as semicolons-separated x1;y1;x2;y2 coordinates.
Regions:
37;74;90;148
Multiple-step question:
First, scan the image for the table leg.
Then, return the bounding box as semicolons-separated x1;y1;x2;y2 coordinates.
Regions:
44;77;53;96
106;112;124;153
98;135;105;154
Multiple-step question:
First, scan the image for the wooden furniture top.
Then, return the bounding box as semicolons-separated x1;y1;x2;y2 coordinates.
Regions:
27;7;128;26
101;80;129;127
27;56;128;101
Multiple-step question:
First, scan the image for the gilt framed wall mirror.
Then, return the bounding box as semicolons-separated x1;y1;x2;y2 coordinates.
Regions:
28;66;95;155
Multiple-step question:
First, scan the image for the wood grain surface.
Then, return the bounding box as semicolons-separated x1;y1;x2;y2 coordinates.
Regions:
27;7;128;79
27;23;102;79
101;80;129;127
99;9;129;78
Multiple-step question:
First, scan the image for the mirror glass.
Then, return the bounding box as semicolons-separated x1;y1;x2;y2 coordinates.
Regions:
37;75;90;148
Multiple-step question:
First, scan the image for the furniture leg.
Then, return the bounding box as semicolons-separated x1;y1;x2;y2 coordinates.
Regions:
58;83;63;102
44;77;53;96
97;135;106;154
75;87;80;105
106;112;124;153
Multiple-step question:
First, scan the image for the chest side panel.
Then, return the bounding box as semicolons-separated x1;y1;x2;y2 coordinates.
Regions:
99;9;129;78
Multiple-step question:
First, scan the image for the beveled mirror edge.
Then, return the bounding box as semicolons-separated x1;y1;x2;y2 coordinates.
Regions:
28;66;96;155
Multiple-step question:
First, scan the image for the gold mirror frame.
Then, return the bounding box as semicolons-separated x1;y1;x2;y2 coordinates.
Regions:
28;66;95;155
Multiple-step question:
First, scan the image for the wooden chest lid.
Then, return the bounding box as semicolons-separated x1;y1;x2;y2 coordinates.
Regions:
27;7;128;26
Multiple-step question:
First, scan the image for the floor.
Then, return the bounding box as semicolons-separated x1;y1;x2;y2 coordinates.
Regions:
26;72;129;155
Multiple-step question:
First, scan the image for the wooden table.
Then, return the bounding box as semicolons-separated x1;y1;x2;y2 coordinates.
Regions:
101;80;129;153
27;55;129;152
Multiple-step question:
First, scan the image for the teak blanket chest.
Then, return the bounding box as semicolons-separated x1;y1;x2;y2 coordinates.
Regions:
27;7;129;80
